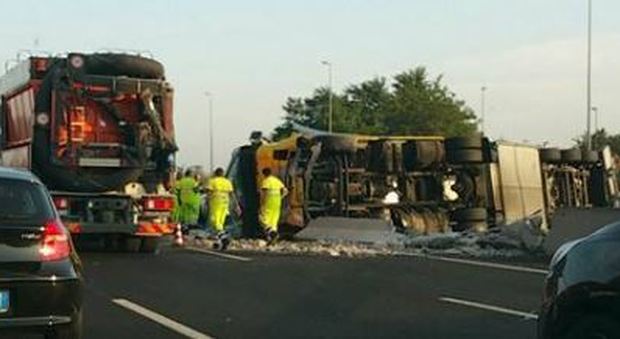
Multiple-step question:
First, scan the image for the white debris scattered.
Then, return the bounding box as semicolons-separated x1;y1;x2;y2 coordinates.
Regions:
328;249;341;257
402;229;541;258
189;237;396;257
186;220;545;259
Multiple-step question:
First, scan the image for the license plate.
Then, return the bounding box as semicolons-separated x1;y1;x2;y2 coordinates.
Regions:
0;290;9;313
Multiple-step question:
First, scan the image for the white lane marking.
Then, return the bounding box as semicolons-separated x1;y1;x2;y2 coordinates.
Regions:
185;246;253;262
439;296;538;320
112;298;214;339
397;252;549;275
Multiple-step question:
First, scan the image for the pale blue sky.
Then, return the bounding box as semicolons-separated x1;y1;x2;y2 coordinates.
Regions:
2;0;619;168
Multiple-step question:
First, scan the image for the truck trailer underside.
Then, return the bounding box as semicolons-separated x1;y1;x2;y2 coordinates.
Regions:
228;131;618;246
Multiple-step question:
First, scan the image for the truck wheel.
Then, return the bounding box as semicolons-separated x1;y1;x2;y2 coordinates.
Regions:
317;135;357;153
540;148;562;163
452;208;487;222
452;208;488;232
403;141;445;170
445;137;483;150
561;148;582;163
122;237;142;253
581;150;600;164
446;149;484;164
140;237;161;254
84;53;165;79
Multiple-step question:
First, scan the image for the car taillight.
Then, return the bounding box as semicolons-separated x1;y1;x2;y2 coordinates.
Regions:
39;220;71;262
53;197;69;210
143;197;174;211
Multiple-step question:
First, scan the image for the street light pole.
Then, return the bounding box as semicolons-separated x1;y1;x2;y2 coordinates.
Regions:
321;61;333;133
204;92;214;173
480;86;487;135
586;0;593;150
592;106;599;131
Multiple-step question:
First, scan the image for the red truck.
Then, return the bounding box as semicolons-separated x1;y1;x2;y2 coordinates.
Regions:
0;52;178;252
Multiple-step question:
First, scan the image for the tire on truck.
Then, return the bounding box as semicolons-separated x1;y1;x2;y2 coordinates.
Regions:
581;150;599;164
403;140;445;171
452;207;488;232
122;236;142;253
316;135;357;153
445;137;485;165
540;148;562;164
84;53;165;79
446;149;484;164
140;237;161;254
445;137;484;150
561;148;582;163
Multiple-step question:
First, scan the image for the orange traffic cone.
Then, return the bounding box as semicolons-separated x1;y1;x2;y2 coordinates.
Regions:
173;223;184;247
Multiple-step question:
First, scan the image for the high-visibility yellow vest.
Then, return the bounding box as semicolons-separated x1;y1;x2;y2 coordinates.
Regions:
208;176;234;207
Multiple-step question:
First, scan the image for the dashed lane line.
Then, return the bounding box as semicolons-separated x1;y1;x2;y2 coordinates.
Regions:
439;296;539;320
184;246;253;262
112;298;214;339
397;252;549;275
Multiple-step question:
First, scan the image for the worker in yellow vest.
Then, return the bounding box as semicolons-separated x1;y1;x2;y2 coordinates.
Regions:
206;168;234;250
174;169;201;232
259;168;288;243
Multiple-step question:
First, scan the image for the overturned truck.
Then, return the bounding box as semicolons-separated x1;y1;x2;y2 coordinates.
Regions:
229;131;618;241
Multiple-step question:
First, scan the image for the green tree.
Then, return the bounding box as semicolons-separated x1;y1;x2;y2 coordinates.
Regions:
272;89;347;140
387;68;477;136
343;78;391;135
575;129;620;154
272;67;478;139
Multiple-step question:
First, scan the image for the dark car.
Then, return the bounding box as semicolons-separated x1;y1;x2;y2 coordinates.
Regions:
0;168;83;338
538;221;620;339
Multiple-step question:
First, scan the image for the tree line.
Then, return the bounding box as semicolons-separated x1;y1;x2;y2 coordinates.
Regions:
272;66;620;156
575;129;620;155
272;67;478;140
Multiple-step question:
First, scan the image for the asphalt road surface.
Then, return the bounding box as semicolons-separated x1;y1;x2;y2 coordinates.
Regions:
80;246;548;339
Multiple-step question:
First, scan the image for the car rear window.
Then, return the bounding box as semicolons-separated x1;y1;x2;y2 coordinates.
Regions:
0;178;54;224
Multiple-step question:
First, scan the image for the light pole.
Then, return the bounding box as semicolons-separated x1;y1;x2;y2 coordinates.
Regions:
480;86;487;135
592;106;599;131
204;92;214;173
586;0;593;150
321;60;334;133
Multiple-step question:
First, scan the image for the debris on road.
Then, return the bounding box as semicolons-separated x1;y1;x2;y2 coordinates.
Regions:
295;217;405;246
230;238;397;257
187;214;547;259
403;232;537;258
186;225;544;259
188;237;396;257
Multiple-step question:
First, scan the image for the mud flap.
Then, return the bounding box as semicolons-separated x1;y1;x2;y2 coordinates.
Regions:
295;217;405;246
544;207;620;255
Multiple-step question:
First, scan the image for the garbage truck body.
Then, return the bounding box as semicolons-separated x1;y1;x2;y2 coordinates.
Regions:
0;53;177;252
